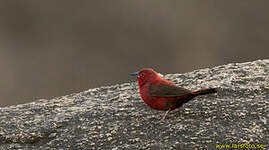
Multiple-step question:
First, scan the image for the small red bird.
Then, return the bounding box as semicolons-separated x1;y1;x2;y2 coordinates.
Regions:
131;68;217;119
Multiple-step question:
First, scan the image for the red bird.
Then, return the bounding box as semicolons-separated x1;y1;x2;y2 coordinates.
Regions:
131;68;217;119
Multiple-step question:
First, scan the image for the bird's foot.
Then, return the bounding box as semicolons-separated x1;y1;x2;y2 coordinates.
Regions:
160;109;171;121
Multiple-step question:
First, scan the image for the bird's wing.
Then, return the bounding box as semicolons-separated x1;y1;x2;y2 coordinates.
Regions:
149;81;192;97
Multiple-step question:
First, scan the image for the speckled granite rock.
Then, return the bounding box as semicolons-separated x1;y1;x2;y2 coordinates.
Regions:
0;59;268;150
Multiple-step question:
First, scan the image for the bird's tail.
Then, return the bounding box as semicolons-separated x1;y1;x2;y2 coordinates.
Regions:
192;88;217;96
177;88;217;107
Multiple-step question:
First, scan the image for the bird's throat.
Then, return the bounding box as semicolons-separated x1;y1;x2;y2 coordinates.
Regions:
139;81;146;88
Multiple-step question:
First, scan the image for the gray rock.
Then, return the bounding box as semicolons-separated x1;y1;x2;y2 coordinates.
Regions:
0;59;268;150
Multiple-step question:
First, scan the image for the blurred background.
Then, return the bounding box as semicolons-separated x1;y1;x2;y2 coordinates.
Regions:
0;1;268;107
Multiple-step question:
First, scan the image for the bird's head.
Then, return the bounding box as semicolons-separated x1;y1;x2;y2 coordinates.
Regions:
131;68;160;87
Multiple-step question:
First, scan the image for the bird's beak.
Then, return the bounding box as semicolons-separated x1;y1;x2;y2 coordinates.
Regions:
130;72;139;78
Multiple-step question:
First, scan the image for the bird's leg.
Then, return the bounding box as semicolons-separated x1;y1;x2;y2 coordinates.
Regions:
161;108;171;121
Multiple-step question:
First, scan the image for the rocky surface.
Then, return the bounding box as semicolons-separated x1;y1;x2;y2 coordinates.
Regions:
0;59;268;150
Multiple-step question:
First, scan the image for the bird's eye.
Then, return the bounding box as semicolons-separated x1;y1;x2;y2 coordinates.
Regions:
141;73;144;77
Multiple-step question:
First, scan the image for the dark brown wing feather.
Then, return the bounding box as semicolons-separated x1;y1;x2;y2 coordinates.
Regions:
149;81;192;97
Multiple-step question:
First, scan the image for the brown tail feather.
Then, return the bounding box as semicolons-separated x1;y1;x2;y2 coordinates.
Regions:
175;88;217;107
192;88;217;96
177;88;217;107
